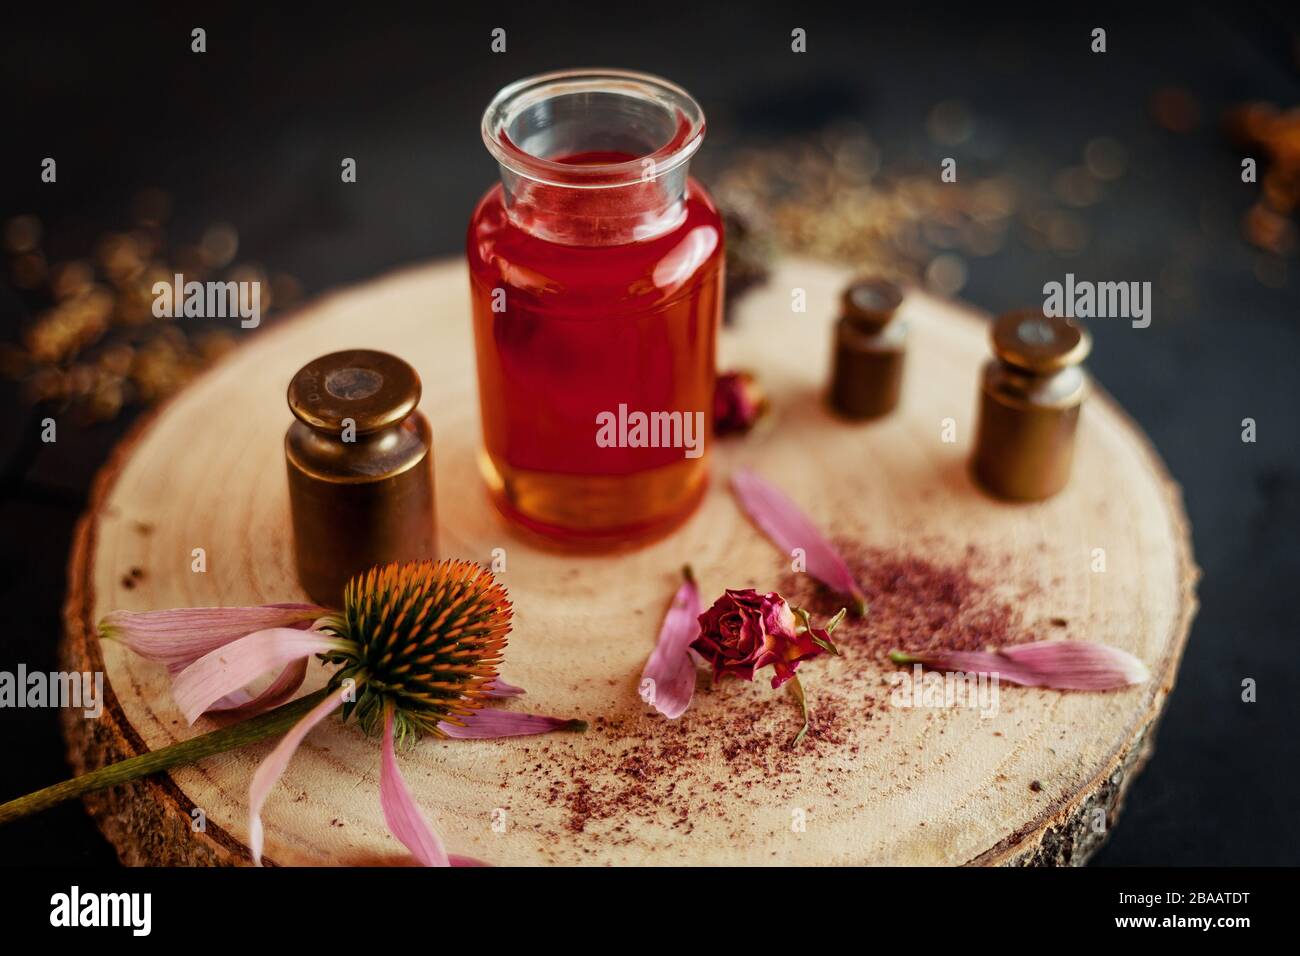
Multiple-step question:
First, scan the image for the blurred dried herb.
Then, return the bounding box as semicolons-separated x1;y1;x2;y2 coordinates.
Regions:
3;192;300;426
710;122;1024;297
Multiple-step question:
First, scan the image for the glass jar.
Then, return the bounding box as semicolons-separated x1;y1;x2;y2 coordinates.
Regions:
468;69;723;548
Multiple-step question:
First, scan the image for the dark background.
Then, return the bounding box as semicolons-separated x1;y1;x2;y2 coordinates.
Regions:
1;2;1297;866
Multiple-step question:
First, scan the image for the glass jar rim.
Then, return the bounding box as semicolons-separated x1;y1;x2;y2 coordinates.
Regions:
481;68;706;189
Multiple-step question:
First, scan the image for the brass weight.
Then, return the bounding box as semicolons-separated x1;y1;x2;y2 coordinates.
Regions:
285;349;436;606
828;277;908;420
971;311;1091;501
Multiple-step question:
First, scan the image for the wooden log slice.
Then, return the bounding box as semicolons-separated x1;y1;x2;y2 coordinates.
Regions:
61;257;1198;866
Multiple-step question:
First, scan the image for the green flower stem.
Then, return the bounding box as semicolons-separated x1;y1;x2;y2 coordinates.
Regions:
788;674;811;746
0;687;330;826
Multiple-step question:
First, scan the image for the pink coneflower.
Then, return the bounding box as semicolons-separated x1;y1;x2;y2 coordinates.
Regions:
102;559;582;865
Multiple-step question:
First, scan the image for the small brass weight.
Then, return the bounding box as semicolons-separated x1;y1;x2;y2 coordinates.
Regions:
971;311;1091;501
828;277;908;420
285;349;436;605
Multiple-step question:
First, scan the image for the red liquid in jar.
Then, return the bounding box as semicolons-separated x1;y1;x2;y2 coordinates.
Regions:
467;151;723;547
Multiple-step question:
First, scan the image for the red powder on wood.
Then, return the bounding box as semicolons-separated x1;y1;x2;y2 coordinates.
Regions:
780;543;1031;659
517;545;1037;849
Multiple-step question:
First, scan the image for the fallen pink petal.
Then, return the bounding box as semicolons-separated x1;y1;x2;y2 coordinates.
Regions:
999;641;1150;689
248;682;351;866
99;604;327;669
890;640;1149;690
203;658;311;715
438;709;587;738
731;468;867;614
381;706;450;867
172;627;347;724
638;568;703;719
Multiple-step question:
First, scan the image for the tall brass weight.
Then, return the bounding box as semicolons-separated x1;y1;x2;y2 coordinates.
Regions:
285;350;436;606
971;311;1091;501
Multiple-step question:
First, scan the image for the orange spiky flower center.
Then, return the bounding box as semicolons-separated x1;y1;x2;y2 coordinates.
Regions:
319;559;512;742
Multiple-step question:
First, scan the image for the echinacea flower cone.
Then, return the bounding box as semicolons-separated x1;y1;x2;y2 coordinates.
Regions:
322;559;512;740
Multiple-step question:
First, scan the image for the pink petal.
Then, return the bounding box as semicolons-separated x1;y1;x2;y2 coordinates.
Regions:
638;570;703;719
890;649;1043;684
437;709;586;738
172;628;344;724
248;682;350;866
891;640;1149;690
99;604;327;669
163;659;262;712
205;658;310;716
731;468;867;614
999;641;1150;689
484;678;526;698
381;707;450;866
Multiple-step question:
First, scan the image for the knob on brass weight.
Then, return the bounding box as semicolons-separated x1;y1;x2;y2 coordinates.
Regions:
971;311;1091;501
285;349;436;606
828;277;908;420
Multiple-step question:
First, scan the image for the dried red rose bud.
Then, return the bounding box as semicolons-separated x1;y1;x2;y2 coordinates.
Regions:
691;588;837;690
713;370;768;436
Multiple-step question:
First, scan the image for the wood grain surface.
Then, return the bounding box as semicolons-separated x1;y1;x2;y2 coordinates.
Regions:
61;257;1198;866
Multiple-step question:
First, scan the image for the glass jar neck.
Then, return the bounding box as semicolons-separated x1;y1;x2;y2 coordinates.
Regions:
498;165;689;245
482;70;706;247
